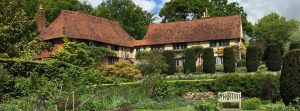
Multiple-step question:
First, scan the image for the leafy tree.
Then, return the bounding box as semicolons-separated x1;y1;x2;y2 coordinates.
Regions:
223;47;236;73
254;13;299;54
264;43;282;71
159;0;253;36
137;51;168;76
162;51;176;75
0;0;36;57
43;0;93;24
183;48;197;73
53;37;115;67
203;48;216;73
93;0;154;40
280;49;300;105
246;46;259;72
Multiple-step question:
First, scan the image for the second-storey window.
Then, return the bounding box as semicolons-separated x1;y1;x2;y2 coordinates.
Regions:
209;40;230;47
173;43;187;49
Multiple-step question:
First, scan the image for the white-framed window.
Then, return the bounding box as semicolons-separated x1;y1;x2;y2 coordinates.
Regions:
151;45;165;50
210;40;230;47
216;56;223;65
173;43;188;50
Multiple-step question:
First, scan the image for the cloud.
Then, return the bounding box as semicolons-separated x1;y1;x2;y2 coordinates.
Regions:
228;0;300;23
132;0;157;12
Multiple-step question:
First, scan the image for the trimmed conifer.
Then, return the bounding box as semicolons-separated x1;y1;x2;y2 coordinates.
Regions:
223;47;236;73
162;50;176;75
183;48;197;74
203;48;216;73
290;42;300;50
280;49;300;105
246;46;259;72
264;43;282;71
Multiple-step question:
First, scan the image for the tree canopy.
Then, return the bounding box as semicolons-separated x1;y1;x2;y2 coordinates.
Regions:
159;0;253;36
254;13;299;53
93;0;154;40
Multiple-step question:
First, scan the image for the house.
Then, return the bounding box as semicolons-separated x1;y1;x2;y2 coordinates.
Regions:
36;6;244;66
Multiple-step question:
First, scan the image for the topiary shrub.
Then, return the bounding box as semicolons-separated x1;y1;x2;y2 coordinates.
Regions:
264;43;282;71
183;48;197;74
223;47;236;73
162;50;176;75
203;48;216;73
246;46;259;72
280;49;300;105
243;98;262;110
290;43;300;50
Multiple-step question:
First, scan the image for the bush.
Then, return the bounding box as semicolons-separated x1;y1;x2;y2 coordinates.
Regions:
290;42;300;50
246;46;259;72
280;49;300;105
264;43;282;71
243;98;262;110
137;51;168;75
100;60;142;82
203;48;216;73
214;74;280;98
183;48;197;74
223;47;236;73
259;103;298;111
237;59;246;67
162;51;176;75
194;100;221;111
142;75;170;101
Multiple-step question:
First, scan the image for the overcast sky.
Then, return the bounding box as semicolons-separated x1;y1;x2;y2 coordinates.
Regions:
80;0;300;23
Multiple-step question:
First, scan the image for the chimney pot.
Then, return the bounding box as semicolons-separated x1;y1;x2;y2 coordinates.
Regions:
37;4;46;32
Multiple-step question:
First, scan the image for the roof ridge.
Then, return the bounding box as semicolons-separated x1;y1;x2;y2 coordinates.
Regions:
150;15;241;26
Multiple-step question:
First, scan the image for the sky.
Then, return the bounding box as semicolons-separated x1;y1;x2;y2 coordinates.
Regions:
80;0;300;23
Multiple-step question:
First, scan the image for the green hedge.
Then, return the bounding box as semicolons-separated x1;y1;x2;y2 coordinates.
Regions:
280;49;300;105
163;51;176;75
246;46;259;72
203;48;216;73
290;43;300;50
183;48;197;73
264;43;282;71
223;47;236;72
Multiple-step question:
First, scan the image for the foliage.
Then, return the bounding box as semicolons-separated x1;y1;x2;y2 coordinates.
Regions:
191;46;204;56
43;0;93;24
237;60;246;67
159;0;253;36
246;46;259;72
194;100;221;111
183;48;197;74
249;40;265;60
264;43;282;71
53;37;115;67
162;51;176;75
99;60;142;82
0;0;37;57
137;51;168;76
259;103;298;111
214;74;280;98
243;98;262;110
290;42;300;50
93;0;154;40
254;12;299;53
203;48;216;73
280;49;300;105
141;75;170;101
223;47;236;73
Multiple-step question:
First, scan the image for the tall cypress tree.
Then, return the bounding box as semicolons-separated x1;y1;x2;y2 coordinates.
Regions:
162;50;176;75
246;46;259;72
183;48;197;74
264;43;282;71
203;48;216;73
223;47;236;73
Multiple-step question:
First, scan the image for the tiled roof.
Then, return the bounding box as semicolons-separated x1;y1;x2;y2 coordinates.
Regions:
38;10;135;47
135;15;242;46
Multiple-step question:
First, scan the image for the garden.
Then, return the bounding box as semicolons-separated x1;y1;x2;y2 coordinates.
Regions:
1;38;300;111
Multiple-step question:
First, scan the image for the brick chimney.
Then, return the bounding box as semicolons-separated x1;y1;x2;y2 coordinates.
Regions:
37;4;46;31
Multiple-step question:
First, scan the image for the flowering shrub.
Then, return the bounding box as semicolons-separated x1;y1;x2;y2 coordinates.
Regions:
100;60;142;82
